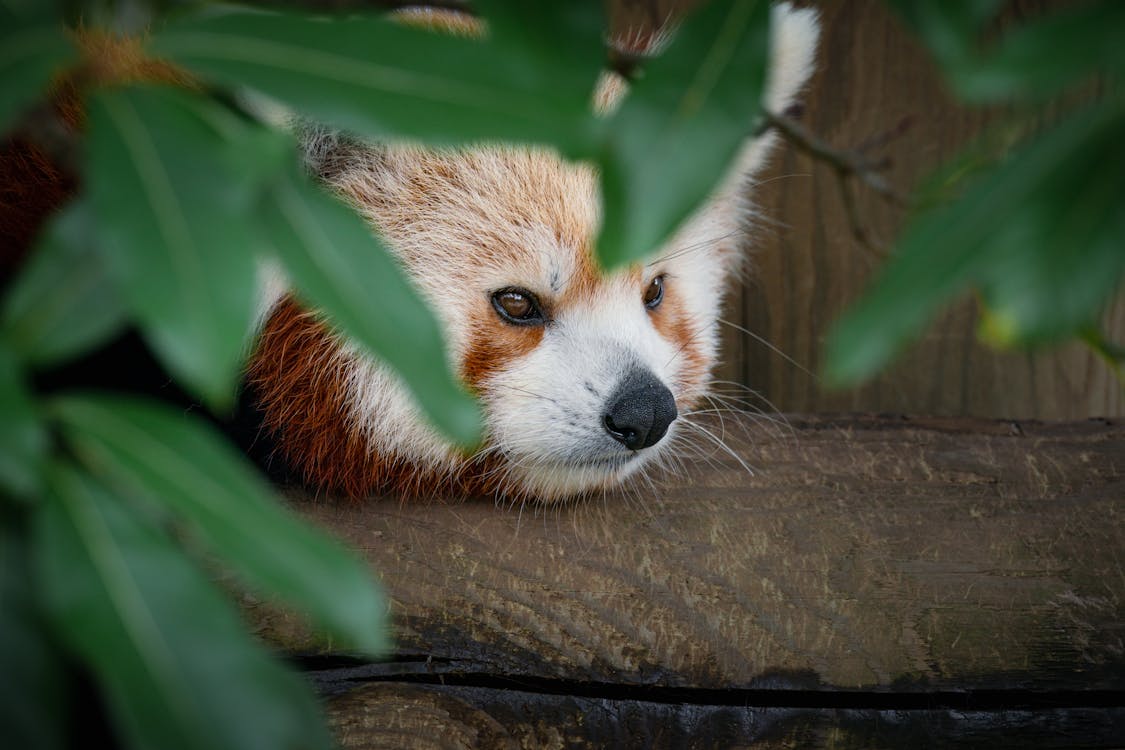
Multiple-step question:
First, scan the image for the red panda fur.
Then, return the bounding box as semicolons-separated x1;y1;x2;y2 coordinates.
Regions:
1;7;821;504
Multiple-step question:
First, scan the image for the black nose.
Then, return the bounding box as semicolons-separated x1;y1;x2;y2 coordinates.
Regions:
602;367;677;450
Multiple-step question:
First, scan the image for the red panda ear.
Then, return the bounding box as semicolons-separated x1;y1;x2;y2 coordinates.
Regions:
297;125;376;183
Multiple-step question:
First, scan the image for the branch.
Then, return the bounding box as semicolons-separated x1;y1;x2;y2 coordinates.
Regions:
762;109;909;208
759;109;914;259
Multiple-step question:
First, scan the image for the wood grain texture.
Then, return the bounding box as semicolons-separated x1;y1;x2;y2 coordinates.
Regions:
248;415;1125;745
719;0;1125;419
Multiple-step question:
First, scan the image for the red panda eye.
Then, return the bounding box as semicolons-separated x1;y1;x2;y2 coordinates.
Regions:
491;288;545;326
643;275;665;310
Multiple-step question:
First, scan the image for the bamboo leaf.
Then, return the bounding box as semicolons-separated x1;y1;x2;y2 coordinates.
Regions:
596;0;772;268
35;461;334;750
2;199;127;366
85;86;270;411
259;165;481;446
52;393;389;655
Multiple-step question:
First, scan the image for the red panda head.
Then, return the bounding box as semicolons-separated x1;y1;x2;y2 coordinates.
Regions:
248;3;820;502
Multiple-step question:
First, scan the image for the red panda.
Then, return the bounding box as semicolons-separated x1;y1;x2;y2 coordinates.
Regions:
246;3;821;502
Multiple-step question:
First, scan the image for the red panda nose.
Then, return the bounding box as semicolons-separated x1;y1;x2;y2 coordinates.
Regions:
602;367;678;450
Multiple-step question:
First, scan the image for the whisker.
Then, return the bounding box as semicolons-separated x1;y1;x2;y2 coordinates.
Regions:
717;318;819;381
677;417;759;478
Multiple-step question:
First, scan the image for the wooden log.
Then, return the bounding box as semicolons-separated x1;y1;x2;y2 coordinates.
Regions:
249;415;1125;746
321;682;1125;750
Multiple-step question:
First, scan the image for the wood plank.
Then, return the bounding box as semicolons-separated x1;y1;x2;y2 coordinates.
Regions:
252;415;1125;701
719;0;1125;419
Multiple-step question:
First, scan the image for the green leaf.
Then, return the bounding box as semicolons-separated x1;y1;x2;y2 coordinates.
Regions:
974;100;1125;344
596;0;772;268
35;461;334;750
151;5;600;155
824;94;1125;385
2;199;127;366
86;86;273;411
0;6;74;135
0;512;66;750
0;342;47;499
259;164;482;446
474;0;605;117
961;2;1125;101
51;392;389;655
893;1;1125;103
881;0;1002;73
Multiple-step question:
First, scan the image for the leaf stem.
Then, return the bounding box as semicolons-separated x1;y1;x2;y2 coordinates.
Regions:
1082;328;1125;389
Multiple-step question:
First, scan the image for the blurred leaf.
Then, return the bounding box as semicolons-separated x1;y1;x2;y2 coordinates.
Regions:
86;86;279;411
1082;327;1125;386
825;94;1125;385
474;0;604;114
0;342;47;499
2;200;127;366
0;513;66;750
882;0;1002;72
887;0;1124;103
151;5;600;155
259;164;482;446
954;2;1125;102
35;461;334;750
596;0;772;268
909;121;1026;212
0;5;74;135
52;392;389;655
974;100;1125;344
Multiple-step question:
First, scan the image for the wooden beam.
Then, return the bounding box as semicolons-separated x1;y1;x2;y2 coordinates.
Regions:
248;415;1125;745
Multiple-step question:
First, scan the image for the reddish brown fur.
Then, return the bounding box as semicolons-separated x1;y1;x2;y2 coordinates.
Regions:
250;297;506;499
1;28;195;278
0;136;76;277
648;281;709;406
461;306;544;389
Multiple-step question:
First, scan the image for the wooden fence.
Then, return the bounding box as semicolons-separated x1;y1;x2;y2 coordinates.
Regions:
717;1;1124;420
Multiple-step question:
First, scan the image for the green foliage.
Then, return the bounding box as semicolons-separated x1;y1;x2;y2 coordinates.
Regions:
0;515;66;750
826;0;1125;385
86;86;265;410
2;201;127;367
259;161;480;443
0;343;47;499
37;463;334;750
2;2;786;748
52;393;390;654
597;0;771;267
8;0;1116;746
150;4;603;155
0;4;75;134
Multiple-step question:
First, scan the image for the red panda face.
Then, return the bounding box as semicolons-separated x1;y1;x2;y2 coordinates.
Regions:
249;3;820;502
277;145;732;500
